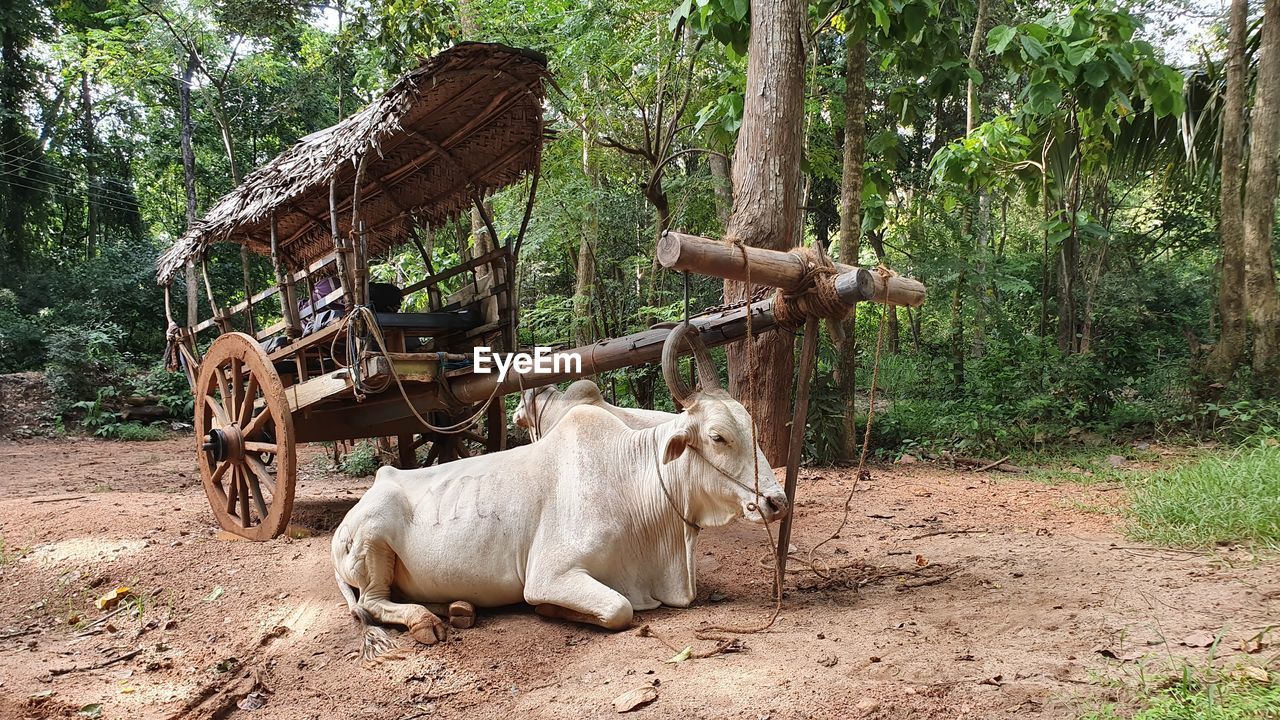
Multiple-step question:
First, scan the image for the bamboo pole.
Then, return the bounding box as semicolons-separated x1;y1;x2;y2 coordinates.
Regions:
658;231;926;307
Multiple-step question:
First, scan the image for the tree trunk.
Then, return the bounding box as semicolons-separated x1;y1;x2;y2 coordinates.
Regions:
1245;0;1280;389
723;0;807;465
1204;0;1248;384
574;120;597;347
80;68;98;260
179;51;199;326
836;35;866;462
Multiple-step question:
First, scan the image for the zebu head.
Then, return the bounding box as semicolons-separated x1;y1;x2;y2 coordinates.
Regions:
659;323;789;525
514;381;606;441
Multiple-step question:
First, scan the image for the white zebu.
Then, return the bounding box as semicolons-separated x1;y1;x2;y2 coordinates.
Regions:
513;379;673;438
332;325;787;657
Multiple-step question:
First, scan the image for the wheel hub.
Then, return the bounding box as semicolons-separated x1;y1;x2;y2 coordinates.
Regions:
202;425;245;463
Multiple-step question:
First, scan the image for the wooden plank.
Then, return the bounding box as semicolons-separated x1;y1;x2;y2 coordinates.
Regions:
286;369;352;413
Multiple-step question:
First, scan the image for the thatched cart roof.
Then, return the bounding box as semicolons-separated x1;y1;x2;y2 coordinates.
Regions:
156;42;548;285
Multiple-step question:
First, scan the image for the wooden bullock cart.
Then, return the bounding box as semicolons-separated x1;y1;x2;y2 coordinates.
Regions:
158;42;926;542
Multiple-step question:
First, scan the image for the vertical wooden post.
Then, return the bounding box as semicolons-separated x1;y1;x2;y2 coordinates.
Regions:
185;260;198;328
240;246;256;336
329;176;357;308
774;316;821;586
163;284;175;324
201;255;229;333
271;214;302;338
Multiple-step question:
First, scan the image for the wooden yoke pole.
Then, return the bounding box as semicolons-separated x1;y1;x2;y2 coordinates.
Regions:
658;231;926;307
271;214;303;338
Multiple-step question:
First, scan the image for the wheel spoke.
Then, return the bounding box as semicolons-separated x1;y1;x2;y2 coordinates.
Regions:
230;359;243;422
237;373;259;427
216;365;234;423
461;430;487;445
243;454;277;496
210;460;231;488
242;405;272;439
225;465;239;515
243;441;277;454
204;394;231;428
238;470;252;527
242;462;269;519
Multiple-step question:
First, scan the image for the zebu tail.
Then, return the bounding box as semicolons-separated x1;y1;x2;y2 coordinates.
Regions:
334;570;399;661
333;522;400;662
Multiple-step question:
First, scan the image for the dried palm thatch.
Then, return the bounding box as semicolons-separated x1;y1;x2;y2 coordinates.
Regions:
156;42;548;286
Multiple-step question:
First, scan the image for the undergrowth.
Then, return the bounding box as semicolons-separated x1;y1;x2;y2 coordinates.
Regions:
1126;441;1280;549
1081;663;1280;720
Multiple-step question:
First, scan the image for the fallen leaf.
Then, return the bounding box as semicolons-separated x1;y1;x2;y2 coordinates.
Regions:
237;691;268;711
78;704;103;718
818;655;838;667
664;647;692;664
914;554;928;568
910;487;932;497
612;686;657;713
29;690;53;704
1181;631;1217;648
1232;666;1270;684
94;587;132;611
204;586;225;603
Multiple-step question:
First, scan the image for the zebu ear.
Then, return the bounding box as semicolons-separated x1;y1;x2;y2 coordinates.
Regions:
662;427;691;464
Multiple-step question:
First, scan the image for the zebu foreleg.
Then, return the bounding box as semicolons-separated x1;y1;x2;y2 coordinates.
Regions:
526;569;634;630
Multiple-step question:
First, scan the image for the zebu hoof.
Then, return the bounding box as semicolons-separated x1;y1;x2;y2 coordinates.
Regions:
448;601;476;629
408;614;448;645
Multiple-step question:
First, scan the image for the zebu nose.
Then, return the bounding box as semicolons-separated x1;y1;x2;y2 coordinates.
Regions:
762;493;789;521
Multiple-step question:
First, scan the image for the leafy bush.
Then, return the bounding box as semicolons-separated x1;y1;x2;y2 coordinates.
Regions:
70;386;167;440
45;323;133;410
339;441;382;477
135;362;194;418
0;288;45;372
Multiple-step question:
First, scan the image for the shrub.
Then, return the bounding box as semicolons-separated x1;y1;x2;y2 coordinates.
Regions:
45;322;133;410
339;441;382;477
0;289;45;373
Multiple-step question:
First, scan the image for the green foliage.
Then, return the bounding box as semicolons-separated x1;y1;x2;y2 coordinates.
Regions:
1081;666;1280;720
70;386;167;440
0;288;45;372
45;322;132;410
1127;443;1280;549
339;441;381;478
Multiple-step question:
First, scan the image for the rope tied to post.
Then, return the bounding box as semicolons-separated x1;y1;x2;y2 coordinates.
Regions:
771;246;850;331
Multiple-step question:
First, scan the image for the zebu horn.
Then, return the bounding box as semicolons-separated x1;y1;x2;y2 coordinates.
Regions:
661;322;720;407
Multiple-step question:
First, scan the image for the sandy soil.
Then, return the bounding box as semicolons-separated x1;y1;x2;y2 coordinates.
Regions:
0;436;1276;720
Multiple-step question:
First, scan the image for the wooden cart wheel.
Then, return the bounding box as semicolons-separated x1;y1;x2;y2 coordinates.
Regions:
194;332;296;541
408;400;506;467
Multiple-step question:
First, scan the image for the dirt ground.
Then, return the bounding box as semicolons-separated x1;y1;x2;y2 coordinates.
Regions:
0;436;1276;720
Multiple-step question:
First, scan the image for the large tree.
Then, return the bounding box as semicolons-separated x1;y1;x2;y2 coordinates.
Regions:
722;0;808;464
1244;0;1280;389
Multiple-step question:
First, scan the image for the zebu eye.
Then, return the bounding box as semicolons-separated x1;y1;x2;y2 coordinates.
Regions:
710;433;726;444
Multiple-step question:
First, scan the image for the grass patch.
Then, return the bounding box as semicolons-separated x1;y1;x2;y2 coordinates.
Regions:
1081;668;1280;719
1127;442;1280;549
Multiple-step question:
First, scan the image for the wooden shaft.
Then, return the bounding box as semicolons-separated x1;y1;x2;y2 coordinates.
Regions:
774;317;820;584
186;260;198;327
658;231;926;307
